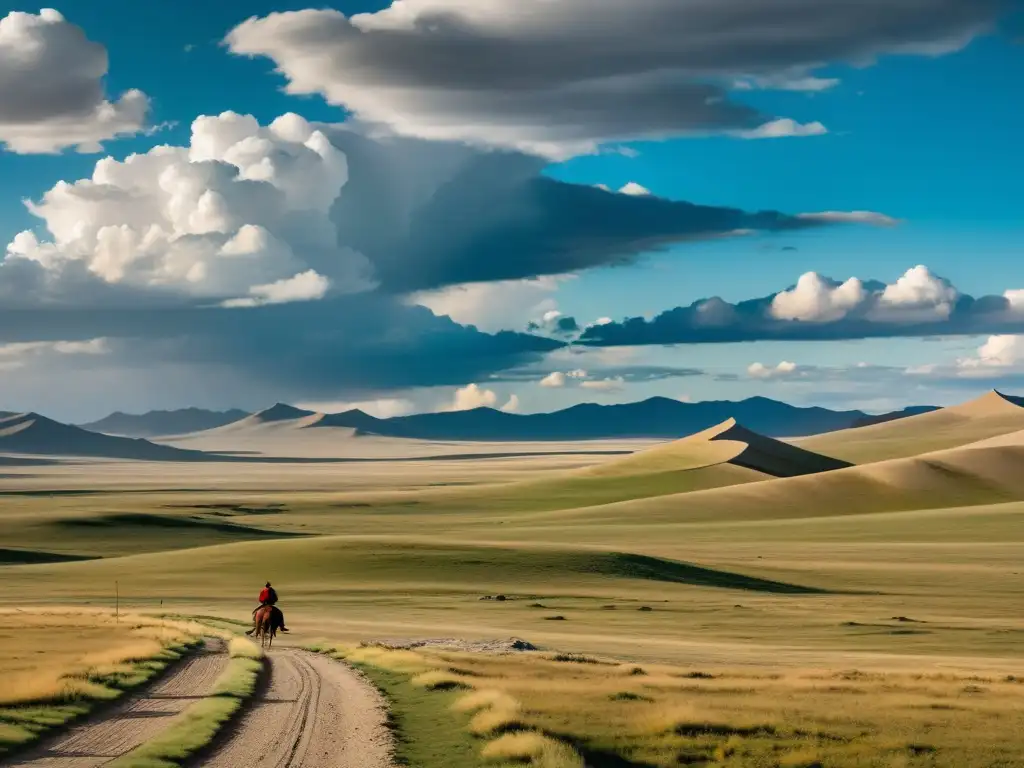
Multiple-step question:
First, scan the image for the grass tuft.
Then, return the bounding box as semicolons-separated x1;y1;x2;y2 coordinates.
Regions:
481;731;584;767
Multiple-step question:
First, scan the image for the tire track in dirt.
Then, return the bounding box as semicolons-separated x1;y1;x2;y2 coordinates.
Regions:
4;638;228;768
200;648;393;768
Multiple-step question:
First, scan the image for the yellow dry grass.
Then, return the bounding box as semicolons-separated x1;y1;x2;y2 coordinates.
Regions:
0;610;201;707
339;644;1024;767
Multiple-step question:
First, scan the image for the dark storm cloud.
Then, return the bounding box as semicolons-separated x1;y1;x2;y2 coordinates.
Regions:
0;291;562;396
325;127;821;293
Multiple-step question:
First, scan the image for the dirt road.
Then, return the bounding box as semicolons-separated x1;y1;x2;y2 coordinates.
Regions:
201;648;394;768
6;638;229;768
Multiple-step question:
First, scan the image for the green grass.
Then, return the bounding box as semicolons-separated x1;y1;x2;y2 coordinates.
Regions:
107;637;263;768
354;664;506;767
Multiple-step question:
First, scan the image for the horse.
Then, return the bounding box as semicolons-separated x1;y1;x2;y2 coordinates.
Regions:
253;605;279;648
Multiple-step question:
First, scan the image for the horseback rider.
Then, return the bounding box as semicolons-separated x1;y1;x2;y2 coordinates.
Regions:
245;581;289;634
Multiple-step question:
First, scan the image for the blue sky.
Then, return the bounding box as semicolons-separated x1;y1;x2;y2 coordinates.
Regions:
1;0;1022;420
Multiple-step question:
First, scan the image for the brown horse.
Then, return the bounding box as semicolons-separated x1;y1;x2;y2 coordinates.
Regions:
253;605;278;648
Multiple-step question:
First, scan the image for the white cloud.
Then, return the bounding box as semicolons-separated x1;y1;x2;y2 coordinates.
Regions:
410;276;564;333
958;335;1024;370
3;112;375;303
0;337;110;371
539;368;591;389
733;75;841;92
875;265;959;321
580;376;626;392
539;371;567;388
769;266;959;325
0;10;149;154
748;361;799;379
618;182;651;196
448;383;498;411
771;272;868;323
1004;290;1024;311
739;118;828;139
223;270;331;308
798;210;900;227
500;394;521;413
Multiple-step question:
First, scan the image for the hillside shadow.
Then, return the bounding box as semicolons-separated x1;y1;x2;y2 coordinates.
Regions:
0;548;96;565
597;552;831;594
51;513;307;539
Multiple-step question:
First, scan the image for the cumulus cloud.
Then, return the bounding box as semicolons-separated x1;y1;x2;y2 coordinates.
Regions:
4;112;374;303
0;10;149;153
738;118;829;139
500;394;521;413
580;266;1024;346
410;276;563;333
539;372;567;389
580;376;626;393
7;108;817;412
957;335;1024;370
618;182;652;197
771;273;869;323
447;383;519;412
748;361;800;379
225;0;1002;157
223;270;331;308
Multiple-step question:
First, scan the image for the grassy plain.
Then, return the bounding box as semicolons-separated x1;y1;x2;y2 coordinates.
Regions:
2;395;1023;766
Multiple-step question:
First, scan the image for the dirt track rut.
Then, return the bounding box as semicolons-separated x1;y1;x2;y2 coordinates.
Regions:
5;638;228;768
201;648;394;768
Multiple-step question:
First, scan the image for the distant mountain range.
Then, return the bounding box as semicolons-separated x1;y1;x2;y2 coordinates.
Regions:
0;412;212;461
80;408;250;437
849;405;940;428
79;397;940;441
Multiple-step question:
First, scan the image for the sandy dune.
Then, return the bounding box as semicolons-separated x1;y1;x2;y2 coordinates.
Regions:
595;438;1024;524
161;407;654;461
588;418;850;479
797;390;1024;463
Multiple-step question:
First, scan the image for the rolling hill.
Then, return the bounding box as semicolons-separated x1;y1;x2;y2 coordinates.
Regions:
579;437;1024;528
797;390;1024;464
382;418;853;514
588;418;851;479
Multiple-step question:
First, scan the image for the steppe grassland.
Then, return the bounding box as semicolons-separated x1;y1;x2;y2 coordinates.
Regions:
0;611;203;755
2;397;1024;766
318;642;1024;768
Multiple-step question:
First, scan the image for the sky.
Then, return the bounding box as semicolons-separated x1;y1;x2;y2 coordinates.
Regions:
1;0;1023;422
